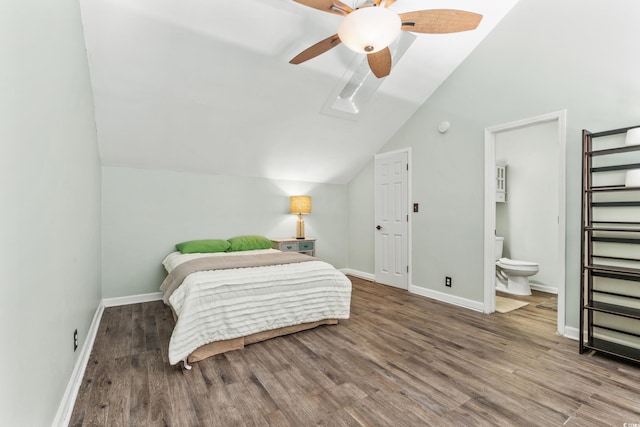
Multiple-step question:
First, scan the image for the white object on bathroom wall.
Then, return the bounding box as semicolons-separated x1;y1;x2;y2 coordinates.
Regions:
496;162;506;203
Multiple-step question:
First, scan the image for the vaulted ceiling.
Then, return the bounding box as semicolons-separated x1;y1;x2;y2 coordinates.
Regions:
80;0;519;184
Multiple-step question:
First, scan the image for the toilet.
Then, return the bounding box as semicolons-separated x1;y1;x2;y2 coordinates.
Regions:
495;236;539;296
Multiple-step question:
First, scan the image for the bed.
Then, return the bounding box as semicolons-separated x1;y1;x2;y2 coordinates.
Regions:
160;238;352;368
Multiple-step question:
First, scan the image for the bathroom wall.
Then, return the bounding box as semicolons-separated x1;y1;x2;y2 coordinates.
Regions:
495;121;559;291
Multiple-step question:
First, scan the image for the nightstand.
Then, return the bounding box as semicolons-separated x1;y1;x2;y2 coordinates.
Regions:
271;238;316;256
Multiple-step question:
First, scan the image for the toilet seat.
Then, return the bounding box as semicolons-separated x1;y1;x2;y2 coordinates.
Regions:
497;257;538;272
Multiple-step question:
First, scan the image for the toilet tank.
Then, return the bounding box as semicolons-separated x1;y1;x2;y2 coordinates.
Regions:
495;236;504;260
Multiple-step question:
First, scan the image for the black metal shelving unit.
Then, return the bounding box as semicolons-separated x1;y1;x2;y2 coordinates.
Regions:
580;126;640;364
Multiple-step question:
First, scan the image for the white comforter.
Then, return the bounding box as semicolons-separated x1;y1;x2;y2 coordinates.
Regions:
162;251;352;365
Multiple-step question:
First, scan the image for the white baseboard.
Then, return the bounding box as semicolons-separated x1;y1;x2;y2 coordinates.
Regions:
341;270;484;312
530;283;558;294
563;325;579;341
409;285;485;312
52;300;104;427
340;268;375;282
102;291;163;307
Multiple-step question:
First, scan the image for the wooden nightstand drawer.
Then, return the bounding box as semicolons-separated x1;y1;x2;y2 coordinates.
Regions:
298;241;314;251
280;242;298;252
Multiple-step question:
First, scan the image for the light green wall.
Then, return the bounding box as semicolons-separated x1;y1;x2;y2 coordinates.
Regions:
0;0;101;424
347;0;640;328
102;166;348;298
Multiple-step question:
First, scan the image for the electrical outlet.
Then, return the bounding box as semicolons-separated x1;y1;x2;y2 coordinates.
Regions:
413;203;419;212
73;329;78;352
445;276;452;287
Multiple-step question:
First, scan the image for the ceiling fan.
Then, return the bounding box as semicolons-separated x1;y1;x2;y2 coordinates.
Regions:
290;0;483;78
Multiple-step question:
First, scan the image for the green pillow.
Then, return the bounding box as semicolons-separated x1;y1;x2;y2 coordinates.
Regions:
228;235;274;252
175;239;231;254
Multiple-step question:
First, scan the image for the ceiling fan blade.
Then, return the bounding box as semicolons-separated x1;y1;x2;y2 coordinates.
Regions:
383;0;396;7
292;0;352;16
400;9;483;34
290;34;342;65
367;48;392;78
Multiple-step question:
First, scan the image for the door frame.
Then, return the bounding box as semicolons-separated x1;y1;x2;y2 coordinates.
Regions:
483;110;567;335
374;147;412;289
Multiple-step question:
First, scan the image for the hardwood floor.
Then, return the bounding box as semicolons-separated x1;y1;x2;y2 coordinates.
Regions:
70;277;640;426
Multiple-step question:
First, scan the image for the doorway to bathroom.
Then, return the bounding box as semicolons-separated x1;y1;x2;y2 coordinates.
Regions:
483;110;567;335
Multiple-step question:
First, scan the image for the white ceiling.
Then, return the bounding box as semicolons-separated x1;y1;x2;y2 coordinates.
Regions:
80;0;519;184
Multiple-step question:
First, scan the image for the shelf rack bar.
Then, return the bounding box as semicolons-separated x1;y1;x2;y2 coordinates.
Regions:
592;163;640;173
588;144;640;156
592;201;640;207
588;185;640;193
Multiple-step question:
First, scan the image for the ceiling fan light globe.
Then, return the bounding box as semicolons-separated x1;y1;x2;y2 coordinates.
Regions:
338;7;401;54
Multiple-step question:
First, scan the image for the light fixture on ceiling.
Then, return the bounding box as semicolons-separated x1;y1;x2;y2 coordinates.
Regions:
290;1;483;79
624;128;640;187
290;195;311;239
337;7;401;54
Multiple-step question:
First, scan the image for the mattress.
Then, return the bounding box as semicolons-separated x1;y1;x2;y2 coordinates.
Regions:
160;250;352;365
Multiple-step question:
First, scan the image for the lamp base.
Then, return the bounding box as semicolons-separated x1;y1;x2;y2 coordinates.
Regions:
295;215;305;239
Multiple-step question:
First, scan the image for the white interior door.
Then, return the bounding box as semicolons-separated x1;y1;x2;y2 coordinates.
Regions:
375;150;409;289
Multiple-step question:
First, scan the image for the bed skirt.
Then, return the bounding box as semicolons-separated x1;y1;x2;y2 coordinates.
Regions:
170;308;339;363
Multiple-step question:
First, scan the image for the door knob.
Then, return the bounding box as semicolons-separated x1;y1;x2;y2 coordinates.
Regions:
376;225;382;230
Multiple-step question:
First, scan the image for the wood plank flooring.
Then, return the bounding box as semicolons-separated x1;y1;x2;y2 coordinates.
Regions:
70;277;640;426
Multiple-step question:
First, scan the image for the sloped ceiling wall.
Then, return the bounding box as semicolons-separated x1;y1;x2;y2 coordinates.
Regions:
80;0;519;184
